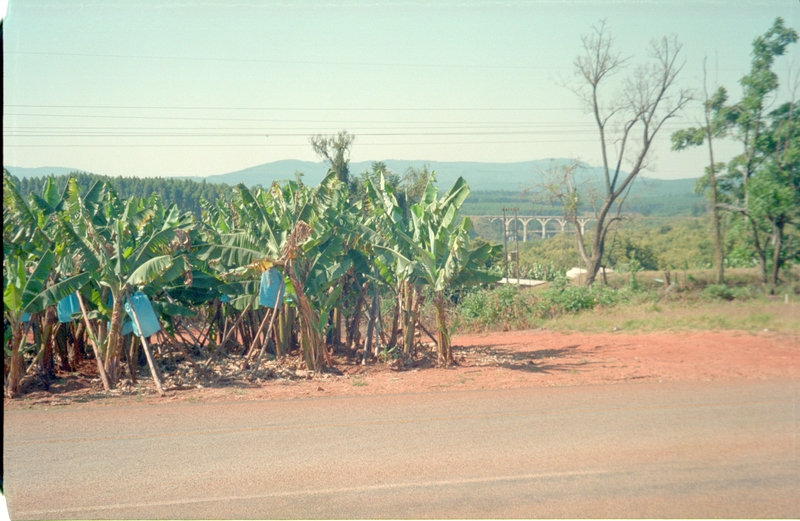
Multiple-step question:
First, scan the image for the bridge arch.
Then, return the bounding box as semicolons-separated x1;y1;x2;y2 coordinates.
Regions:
471;215;596;241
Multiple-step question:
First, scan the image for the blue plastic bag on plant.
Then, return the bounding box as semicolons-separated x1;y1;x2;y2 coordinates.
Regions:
57;293;81;323
220;294;230;303
121;320;134;336
258;267;284;309
124;292;161;337
21;313;31;323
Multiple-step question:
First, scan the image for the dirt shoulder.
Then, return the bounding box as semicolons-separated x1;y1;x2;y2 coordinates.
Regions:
4;329;798;410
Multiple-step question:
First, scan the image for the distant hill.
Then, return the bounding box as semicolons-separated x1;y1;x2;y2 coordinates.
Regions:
204;158;698;194
204;158;702;215
202;160;328;186
5;159;703;217
205;158;586;191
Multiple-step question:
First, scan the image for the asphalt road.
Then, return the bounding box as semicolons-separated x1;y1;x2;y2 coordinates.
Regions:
4;379;799;519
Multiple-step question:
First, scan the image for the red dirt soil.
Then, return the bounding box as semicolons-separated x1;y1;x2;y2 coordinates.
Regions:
5;329;798;409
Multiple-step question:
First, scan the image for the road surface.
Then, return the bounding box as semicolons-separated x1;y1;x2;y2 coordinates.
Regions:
4;379;799;518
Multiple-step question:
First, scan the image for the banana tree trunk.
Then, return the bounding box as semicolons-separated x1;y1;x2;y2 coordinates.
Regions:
403;282;415;355
333;307;342;346
103;295;125;386
27;307;57;379
433;291;452;366
285;260;330;371
5;322;26;398
124;333;138;385
276;305;296;359
68;321;85;371
347;282;368;353
363;285;378;365
387;287;401;349
412;288;424;357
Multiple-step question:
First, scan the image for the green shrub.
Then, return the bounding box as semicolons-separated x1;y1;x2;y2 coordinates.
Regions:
522;261;566;281
533;277;619;318
457;284;533;329
700;284;753;301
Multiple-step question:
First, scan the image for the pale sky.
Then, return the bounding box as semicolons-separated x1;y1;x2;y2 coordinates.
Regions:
3;0;799;180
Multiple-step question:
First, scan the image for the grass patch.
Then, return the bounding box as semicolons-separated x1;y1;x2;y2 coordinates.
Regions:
455;267;799;334
545;299;796;333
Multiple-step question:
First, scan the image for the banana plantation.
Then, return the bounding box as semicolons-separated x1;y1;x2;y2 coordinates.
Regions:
3;169;499;399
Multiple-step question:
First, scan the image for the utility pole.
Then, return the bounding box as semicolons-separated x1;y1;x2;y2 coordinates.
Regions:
513;207;520;285
501;208;509;281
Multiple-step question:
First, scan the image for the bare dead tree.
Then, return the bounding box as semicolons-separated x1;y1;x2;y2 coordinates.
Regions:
566;21;691;286
309;131;355;186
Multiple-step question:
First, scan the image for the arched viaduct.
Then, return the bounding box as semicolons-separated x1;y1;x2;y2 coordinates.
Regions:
469;215;596;241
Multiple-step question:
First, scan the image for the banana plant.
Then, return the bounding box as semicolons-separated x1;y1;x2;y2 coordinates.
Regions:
3;173;91;397
199;173;359;370
4;249;90;397
359;173;419;353
368;174;499;365
56;178;193;390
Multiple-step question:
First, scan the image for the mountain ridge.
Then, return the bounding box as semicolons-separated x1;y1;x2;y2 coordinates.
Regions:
4;159;700;198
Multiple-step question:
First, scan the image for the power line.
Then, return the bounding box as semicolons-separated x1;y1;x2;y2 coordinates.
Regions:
3;128;685;138
0;128;631;136
5;139;607;148
5;112;600;123
5;105;584;112
3;121;659;129
5;51;746;72
4;51;571;70
6;121;676;131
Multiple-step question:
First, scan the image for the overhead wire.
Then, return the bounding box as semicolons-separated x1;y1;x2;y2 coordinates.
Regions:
4;50;574;70
3;137;689;148
2;103;692;151
6;103;585;111
5;50;746;73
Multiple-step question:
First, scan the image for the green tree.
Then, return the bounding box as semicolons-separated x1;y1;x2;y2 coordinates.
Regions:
672;60;731;284
716;17;798;288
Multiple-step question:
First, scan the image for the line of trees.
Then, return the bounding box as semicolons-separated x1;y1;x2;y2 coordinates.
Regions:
12;172;236;218
672;17;799;290
547;18;798;291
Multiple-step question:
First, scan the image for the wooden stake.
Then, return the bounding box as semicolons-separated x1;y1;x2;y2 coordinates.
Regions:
243;307;273;363
251;289;283;378
126;296;165;396
208;299;254;368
